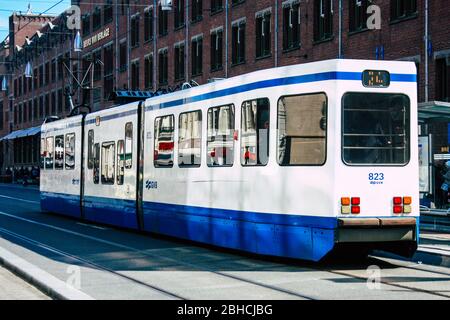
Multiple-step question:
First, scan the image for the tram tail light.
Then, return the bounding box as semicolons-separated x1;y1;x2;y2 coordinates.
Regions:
403;197;412;205
351;197;360;205
351;206;360;214
341;197;350;206
403;205;412;213
393;205;403;214
393;197;402;205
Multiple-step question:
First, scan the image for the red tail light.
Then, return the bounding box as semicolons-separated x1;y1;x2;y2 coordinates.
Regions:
351;197;360;205
393;197;402;205
393;205;403;214
351;206;360;214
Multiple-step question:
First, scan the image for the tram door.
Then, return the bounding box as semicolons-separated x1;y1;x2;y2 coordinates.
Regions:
81;105;141;230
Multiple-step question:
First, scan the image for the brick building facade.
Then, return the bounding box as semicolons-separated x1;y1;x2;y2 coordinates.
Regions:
0;0;449;173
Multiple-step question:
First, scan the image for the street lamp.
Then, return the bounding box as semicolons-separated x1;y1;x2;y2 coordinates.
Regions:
1;76;7;91
73;30;83;52
24;61;33;78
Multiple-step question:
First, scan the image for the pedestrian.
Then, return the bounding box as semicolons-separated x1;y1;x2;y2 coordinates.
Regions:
440;161;450;208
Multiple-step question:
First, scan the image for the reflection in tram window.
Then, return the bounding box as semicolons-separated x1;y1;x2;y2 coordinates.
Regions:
55;135;64;169
241;98;270;166
342;93;410;165
277;93;327;165
179;110;202;167
46;136;54;169
40;138;45;169
65;133;76;170
207;104;235;166
154;115;175;167
101;141;115;184
117;140;125;185
87;129;94;169
125;122;133;169
93;143;100;184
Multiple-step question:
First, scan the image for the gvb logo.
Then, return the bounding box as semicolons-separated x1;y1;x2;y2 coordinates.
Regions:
366;265;381;290
65;5;81;30
367;5;382;30
66;265;81;290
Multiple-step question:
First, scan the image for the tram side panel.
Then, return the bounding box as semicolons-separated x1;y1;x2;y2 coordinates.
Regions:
82;104;139;229
141;80;336;261
40;115;84;218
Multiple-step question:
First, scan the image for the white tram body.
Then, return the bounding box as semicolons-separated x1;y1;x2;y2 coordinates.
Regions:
40;59;419;261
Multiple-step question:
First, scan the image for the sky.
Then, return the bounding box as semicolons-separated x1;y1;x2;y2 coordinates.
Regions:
0;0;71;41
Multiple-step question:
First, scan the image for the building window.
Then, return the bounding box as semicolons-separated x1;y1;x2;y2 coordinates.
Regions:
283;2;301;51
65;133;76;170
210;29;223;71
51;92;56;115
33;98;38;120
314;0;333;42
131;15;140;48
179;110;202;167
45;94;50;117
39;96;44;119
92;7;102;31
119;41;127;72
174;43;185;81
144;8;153;42
159;49;168;85
277;93;327;165
207;104;235;166
192;0;203;22
174;0;185;29
39;65;44;87
154;115;175;167
58;89;63;114
211;0;223;14
232;21;246;65
191;36;203;76
28;101;32;122
144;55;153;89
121;0;129;15
231;0;245;6
391;0;417;21
103;44;114;99
45;62;50;85
101;141;115;184
51;60;56;83
57;57;63;81
82;14;91;36
256;11;271;58
436;58;450;102
131;61;140;90
349;0;369;32
159;4;168;36
104;0;113;24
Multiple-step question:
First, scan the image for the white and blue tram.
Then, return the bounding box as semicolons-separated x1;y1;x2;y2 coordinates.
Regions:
40;59;419;261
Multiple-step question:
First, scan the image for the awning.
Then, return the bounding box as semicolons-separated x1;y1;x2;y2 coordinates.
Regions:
419;101;450;121
0;125;41;141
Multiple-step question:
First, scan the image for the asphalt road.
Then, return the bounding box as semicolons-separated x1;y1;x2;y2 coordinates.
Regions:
0;183;449;300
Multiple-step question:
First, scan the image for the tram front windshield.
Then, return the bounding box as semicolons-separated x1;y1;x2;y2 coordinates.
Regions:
342;93;410;165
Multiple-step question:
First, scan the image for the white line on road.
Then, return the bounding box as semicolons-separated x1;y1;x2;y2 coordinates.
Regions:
0;195;40;204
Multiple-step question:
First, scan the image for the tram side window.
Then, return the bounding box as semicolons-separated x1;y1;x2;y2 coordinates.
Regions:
154;115;175;168
277;93;327;166
88;129;94;169
101;141;115;184
125;122;133;169
93;143;100;184
207;104;235;167
40;138;45;169
65;133;76;170
117;140;124;185
179;110;202;167
55;135;64;170
45;136;54;169
342;93;410;165
241;98;270;166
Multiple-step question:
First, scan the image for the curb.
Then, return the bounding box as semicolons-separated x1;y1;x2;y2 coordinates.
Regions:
0;246;93;300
